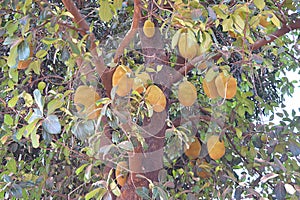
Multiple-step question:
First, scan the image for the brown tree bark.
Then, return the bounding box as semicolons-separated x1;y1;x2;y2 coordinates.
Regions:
117;1;170;198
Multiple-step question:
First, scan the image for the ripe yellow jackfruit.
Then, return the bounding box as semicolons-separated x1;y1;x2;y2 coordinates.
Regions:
207;135;225;160
112;65;133;96
143;19;155;38
202;78;219;99
145;85;166;112
74;85;101;119
132;72;151;93
178;33;198;60
184;137;201;160
215;72;237;99
115;161;128;187
178;81;197;106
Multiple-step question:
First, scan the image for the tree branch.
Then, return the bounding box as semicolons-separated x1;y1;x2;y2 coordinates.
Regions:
251;18;300;51
173;19;300;84
61;0;106;77
113;0;141;63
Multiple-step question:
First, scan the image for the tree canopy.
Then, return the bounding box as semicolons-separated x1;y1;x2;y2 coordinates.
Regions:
0;0;300;199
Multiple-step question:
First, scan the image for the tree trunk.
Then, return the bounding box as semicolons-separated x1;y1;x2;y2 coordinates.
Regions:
117;15;170;199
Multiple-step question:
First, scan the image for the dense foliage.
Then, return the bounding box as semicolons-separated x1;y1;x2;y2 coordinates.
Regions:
0;0;300;199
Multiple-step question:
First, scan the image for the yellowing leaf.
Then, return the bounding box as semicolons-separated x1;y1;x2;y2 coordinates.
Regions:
31;128;40;148
199;32;212;54
212;5;228;19
233;14;245;34
171;29;182;49
222;18;233;32
61;11;74;18
254;0;265;10
260;173;278;183
99;1;113;22
113;0;123;10
270;13;281;27
249;16;260;29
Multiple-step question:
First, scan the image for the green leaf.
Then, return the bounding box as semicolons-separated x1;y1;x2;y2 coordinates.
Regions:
156;65;163;72
7;45;18;67
38;82;46;91
235;127;242;139
41;38;58;45
6;22;19;36
16;126;26;140
33;89;43;112
4;114;14;126
205;68;218;82
30;60;41;75
31;128;40;148
200;32;212;54
76;163;88;175
61;11;74;19
9;67;18;82
113;0;123;10
85;188;107;200
254;0;265;10
47;99;64;115
24;119;39;138
6;158;17;173
71;120;95;141
42;115;61;134
8;95;19;108
110;181;121;197
118;141;134;151
23;0;33;14
17;40;30;61
270;13;281;27
99;1;113;22
135;187;150;199
35;49;47;58
212;5;228;19
233;14;245;34
22;92;33;107
67;40;80;55
222;18;233;32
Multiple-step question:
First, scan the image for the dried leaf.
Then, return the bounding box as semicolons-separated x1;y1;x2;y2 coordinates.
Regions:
260;173;278;183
